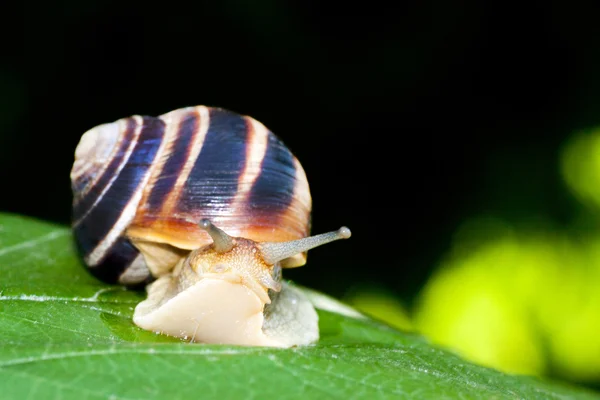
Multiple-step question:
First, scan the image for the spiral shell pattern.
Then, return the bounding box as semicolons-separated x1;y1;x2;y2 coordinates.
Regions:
71;106;312;284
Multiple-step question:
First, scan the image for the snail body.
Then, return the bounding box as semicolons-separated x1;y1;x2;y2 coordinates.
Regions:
70;105;351;347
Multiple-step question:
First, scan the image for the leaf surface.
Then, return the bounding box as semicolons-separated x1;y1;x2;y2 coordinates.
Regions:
0;213;598;399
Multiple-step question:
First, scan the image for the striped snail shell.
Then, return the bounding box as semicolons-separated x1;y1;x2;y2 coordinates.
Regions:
70;105;351;347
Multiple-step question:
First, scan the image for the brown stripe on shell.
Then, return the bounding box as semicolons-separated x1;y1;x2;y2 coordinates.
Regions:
176;107;250;216
225;116;269;222
157;106;210;216
132;107;190;216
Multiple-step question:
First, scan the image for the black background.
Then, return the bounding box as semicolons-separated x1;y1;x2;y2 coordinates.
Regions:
2;1;600;303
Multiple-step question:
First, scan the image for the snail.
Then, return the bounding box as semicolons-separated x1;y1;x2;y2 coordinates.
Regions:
70;105;351;347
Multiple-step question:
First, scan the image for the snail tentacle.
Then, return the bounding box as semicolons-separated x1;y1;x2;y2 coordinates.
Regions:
259;227;351;266
199;218;234;253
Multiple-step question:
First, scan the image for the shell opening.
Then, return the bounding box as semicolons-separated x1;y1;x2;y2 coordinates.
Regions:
199;218;234;253
259;226;352;266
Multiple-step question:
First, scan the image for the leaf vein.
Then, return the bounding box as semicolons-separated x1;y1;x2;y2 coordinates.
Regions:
0;230;69;257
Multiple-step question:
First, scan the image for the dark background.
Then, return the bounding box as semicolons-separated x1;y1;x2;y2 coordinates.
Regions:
2;1;600;303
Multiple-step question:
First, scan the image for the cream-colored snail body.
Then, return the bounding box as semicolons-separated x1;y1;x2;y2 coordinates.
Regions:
70;105;351;347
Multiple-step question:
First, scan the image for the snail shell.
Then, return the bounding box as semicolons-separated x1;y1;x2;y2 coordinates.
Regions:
70;105;351;347
71;106;311;284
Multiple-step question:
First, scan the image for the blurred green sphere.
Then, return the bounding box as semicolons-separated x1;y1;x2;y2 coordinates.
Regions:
412;217;600;383
561;127;600;210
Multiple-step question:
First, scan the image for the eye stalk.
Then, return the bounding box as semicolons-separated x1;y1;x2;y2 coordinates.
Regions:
199;218;234;253
258;226;351;265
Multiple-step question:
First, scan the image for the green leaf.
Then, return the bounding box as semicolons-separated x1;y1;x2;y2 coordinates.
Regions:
0;213;598;400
